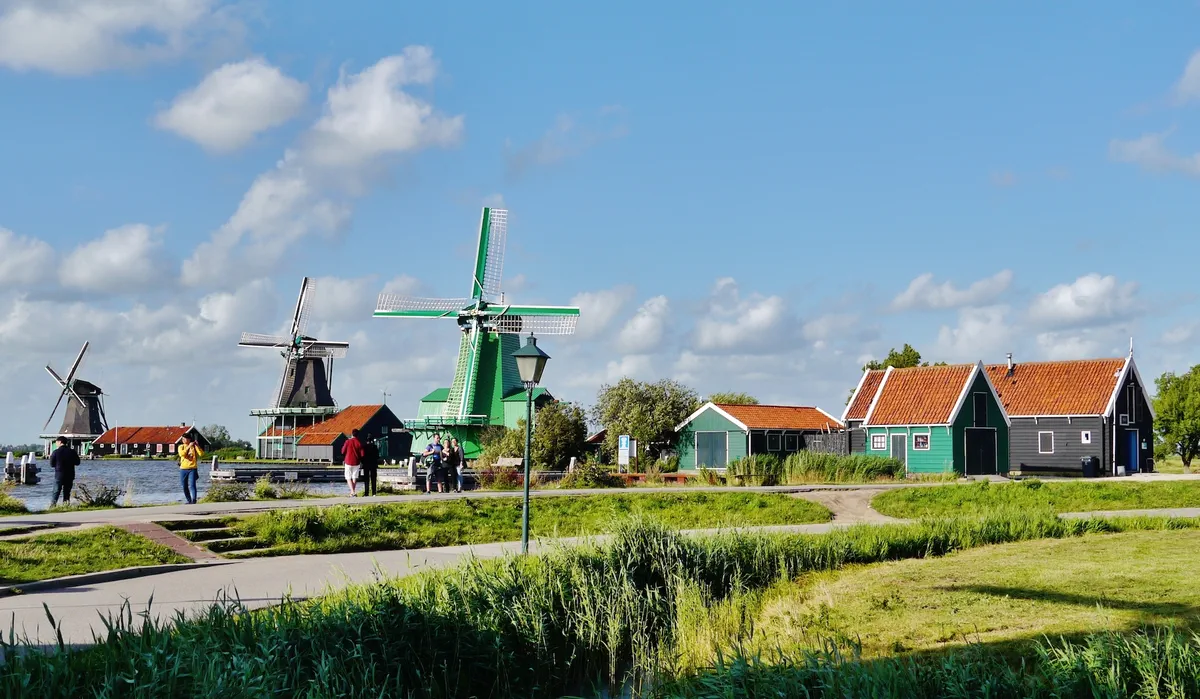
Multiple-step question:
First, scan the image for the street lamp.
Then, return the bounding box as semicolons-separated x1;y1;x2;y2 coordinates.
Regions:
513;333;551;555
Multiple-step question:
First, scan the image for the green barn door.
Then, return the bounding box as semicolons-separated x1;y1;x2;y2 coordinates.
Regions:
696;432;727;468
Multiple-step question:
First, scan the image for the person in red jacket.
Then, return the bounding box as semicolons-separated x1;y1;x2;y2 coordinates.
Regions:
342;429;365;496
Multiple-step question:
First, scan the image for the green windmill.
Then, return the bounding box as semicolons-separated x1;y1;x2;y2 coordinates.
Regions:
374;207;580;457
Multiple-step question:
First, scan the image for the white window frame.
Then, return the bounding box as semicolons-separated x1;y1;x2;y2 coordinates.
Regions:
784;434;799;451
912;433;930;451
1080;430;1092;445
767;433;782;452
1119;414;1130;426
1038;431;1055;455
871;434;887;451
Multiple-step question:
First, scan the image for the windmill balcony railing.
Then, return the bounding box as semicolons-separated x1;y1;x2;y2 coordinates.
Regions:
404;415;493;429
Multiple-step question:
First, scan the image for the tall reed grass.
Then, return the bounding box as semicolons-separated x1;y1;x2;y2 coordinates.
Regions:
726;451;905;486
4;512;1199;697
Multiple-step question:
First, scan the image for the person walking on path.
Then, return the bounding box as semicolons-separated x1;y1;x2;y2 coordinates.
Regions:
361;437;380;496
342;429;365;496
48;437;79;507
445;437;466;493
178;434;204;504
422;434;444;493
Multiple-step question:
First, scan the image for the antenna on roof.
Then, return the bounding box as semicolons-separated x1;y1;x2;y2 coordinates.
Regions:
1129;336;1134;358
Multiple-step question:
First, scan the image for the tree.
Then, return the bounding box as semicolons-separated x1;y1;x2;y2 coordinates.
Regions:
592;378;700;461
1154;367;1200;473
532;401;587;469
863;344;927;371
199;424;233;450
708;392;759;405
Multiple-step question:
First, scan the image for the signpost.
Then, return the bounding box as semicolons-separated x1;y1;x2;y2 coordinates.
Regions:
618;434;630;471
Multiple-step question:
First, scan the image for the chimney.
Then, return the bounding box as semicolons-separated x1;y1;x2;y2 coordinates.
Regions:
1006;353;1014;377
181;422;186;427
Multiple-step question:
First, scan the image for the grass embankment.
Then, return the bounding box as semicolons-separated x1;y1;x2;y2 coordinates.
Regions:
0;526;187;584
874;479;1200;519
218;492;832;556
8;513;1200;697
0;488;28;515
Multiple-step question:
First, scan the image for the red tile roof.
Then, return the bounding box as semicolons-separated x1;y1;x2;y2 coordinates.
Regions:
94;426;196;445
262;405;385;446
844;370;884;421
984;359;1126;416
864;364;976;426
716;404;844;431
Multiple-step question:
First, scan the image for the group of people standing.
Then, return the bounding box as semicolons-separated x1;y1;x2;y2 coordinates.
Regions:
340;428;381;496
422;434;465;493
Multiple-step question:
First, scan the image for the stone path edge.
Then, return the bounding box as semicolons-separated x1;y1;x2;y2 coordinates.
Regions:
0;561;232;598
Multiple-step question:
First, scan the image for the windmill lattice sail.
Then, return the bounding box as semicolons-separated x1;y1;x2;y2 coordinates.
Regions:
41;341;109;442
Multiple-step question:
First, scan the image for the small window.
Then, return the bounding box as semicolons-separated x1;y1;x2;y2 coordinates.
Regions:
912;434;930;450
767;433;781;452
169;443;176;454
1038;431;1054;454
973;393;988;428
784;434;799;451
1119;414;1130;426
1081;431;1092;445
871;434;887;450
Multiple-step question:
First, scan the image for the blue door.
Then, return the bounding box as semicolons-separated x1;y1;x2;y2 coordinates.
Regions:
1126;430;1139;474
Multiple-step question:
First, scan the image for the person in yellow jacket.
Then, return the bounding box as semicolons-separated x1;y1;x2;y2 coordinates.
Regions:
178;433;204;504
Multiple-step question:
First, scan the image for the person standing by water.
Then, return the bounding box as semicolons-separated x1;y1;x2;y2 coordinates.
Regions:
445;437;466;493
361;436;380;496
178;434;204;504
422;434;444;493
342;429;365;496
49;437;79;507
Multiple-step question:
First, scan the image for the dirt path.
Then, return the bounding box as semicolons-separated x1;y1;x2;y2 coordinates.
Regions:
792;488;899;524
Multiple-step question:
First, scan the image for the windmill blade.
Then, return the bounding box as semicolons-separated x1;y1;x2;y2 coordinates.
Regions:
485;305;580;336
301;342;349;359
290;277;315;339
374;295;472;317
239;332;292;348
62;341;89;388
45;365;67;387
43;387;67;431
274;358;292;409
470;207;507;300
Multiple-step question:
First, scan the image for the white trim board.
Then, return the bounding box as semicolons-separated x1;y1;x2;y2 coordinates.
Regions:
675;402;749;433
861;366;894;426
1103;357;1157;422
841;369;874;422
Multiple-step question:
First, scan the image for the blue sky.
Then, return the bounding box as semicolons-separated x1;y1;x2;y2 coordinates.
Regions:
1;1;1199;442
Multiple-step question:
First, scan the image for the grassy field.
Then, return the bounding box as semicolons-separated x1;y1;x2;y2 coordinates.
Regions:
745;528;1200;659
223;492;833;556
0;526;187;584
7;514;1200;697
1155;455;1195;474
873;479;1200;518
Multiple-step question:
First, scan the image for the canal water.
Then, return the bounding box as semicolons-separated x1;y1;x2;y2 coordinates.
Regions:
8;459;351;511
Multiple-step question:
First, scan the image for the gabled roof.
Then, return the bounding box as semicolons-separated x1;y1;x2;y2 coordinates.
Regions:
93;425;199;445
984;356;1155;419
420;388;451;403
502;387;551;402
676;402;843;432
262;405;392;446
843;369;885;422
863;362;1009;427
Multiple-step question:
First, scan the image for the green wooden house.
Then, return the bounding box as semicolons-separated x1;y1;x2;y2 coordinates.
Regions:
847;362;1011;476
675;402;844;470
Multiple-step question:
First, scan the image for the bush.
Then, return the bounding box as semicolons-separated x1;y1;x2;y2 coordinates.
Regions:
254;475;278;499
697;468;725;486
655;454;680;473
478;466;522;490
276;480;311;500
558;461;624;489
73;480;124;508
781;451;905;483
215;447;255;461
201;482;251;503
726;454;784;486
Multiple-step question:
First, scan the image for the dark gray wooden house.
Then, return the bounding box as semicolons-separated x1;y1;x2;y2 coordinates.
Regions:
984;354;1154;476
91;425;209;457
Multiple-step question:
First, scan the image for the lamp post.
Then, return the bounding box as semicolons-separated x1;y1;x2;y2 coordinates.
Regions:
513;333;551;555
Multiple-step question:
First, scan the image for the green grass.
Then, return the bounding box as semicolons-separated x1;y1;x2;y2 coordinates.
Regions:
1155;455;1197;474
0;487;28;515
6;514;1200;697
0;526;188;584
226;492;832;556
873;479;1200;518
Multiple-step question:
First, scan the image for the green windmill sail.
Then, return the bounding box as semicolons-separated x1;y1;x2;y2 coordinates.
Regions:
374;208;579;443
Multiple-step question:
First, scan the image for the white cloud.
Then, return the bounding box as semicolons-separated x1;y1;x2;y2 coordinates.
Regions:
0;0;238;75
891;270;1013;311
935;305;1013;362
505;107;628;178
693;278;792;354
1035;331;1107;361
59;224;168;293
1028;274;1140;327
182;48;462;286
154;57;308;152
308;276;375;322
1174;49;1200;103
571;286;635;339
0;228;55;286
990;171;1017;188
482;193;506;209
381;275;422;296
618;295;670;354
1109;131;1200;177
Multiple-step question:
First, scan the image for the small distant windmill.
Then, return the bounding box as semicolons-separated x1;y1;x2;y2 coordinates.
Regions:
374;207;579;427
239;277;350;409
43;341;109;440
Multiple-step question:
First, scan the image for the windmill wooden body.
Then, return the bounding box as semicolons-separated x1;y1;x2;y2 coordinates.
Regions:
240;278;351;458
39;342;109;456
374;207;579;457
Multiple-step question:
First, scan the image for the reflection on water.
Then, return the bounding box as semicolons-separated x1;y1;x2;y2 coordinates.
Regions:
9;459;351;512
